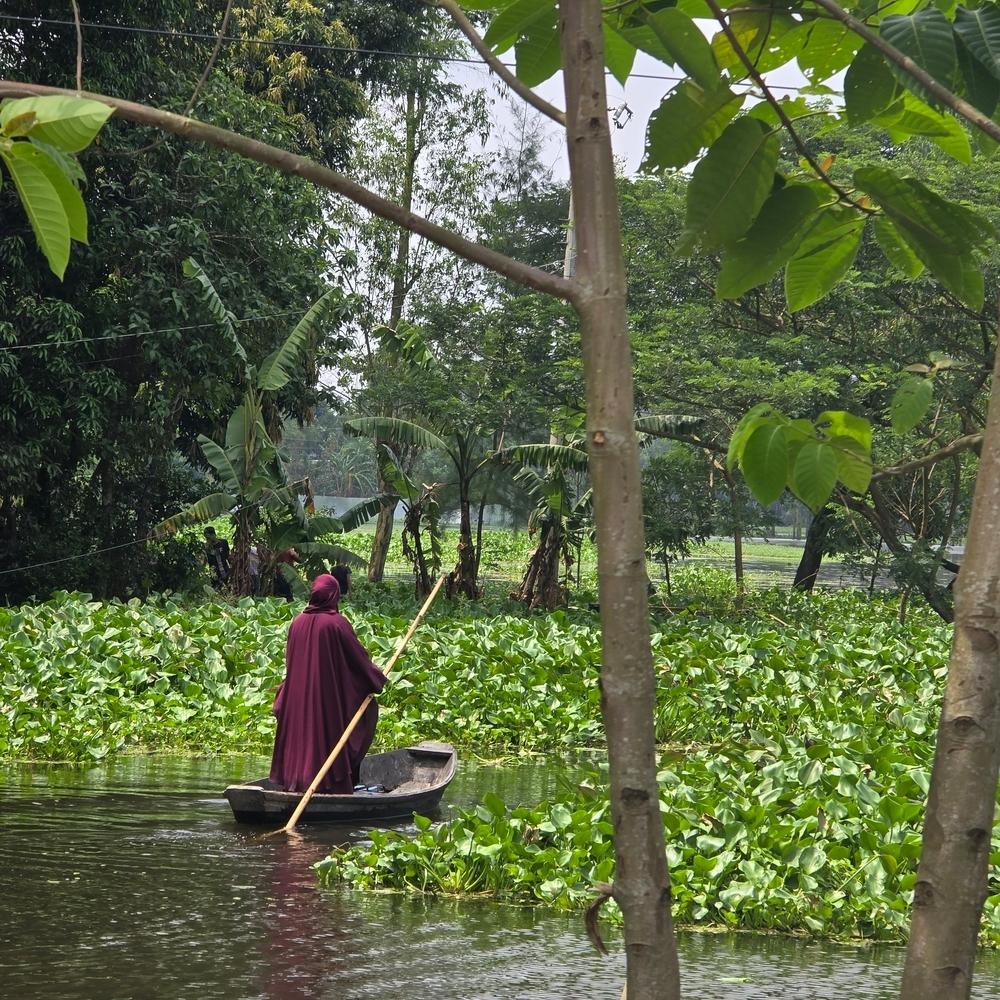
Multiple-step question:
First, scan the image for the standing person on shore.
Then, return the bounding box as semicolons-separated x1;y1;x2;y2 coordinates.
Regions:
269;574;385;793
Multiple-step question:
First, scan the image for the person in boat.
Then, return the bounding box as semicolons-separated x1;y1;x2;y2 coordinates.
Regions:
269;573;385;794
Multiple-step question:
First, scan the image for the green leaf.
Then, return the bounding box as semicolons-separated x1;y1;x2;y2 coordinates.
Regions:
845;44;899;122
727;403;776;469
642;82;743;172
515;8;561;87
956;35;1000;115
483;791;506;817
711;12;797;74
509;443;590;472
717;185;824;298
154;491;237;536
0;95;113;152
9;141;86;243
791;441;839;512
880;9;957;100
483;0;554;51
873;216;925;278
295;542;366;568
817;410;872;453
634;414;705;438
603;23;637;86
790;19;861;83
0;144;70;278
890;377;934;432
742;423;789;506
182;258;248;364
799;845;827;875
28;136;85;184
681;118;779;253
854;165;992;307
830;436;873;494
640;8;720;89
257;287;342;391
338;494;399;532
954;5;1000;79
198;433;242;492
784;209;865;313
875;94;972;163
345;416;449;454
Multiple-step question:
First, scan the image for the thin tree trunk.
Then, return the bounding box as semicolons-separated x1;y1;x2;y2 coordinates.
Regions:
901;346;1000;999
559;4;680;998
868;539;882;596
793;505;833;591
452;485;479;599
515;519;564;610
369;88;420;585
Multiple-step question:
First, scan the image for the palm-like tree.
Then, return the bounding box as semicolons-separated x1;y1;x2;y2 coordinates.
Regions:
346;416;494;598
156;261;389;593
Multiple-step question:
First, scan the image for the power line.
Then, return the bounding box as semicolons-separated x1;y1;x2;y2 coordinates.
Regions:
0;13;818;93
0;535;157;576
0;309;303;353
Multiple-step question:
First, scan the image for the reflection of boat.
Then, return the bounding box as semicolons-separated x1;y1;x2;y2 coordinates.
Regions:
223;742;457;825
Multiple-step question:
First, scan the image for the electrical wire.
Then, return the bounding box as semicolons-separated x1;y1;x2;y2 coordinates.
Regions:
0;309;304;353
0;13;818;93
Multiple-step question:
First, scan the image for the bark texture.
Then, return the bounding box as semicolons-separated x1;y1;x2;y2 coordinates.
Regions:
514;520;565;610
793;505;833;591
900;346;1000;1000
559;4;680;997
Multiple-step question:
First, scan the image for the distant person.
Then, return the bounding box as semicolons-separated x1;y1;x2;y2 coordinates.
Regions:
330;564;352;598
269;574;385;793
203;527;230;586
273;547;299;601
248;545;260;595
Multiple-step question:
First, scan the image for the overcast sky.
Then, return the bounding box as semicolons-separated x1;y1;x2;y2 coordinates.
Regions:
449;49;829;181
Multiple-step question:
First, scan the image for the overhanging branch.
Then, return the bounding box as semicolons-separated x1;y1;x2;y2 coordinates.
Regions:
0;80;577;303
808;0;1000;144
872;432;983;481
433;0;566;126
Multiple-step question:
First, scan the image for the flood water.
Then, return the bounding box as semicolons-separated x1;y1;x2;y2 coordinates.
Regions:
3;755;1000;1000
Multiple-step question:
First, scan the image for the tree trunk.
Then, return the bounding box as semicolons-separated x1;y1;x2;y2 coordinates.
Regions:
451;485;479;599
793;505;833;591
369;89;420;585
559;4;680;998
230;506;253;596
515;519;564;610
900;346;1000;999
367;486;394;583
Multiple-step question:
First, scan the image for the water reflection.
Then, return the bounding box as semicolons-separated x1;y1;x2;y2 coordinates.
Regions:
2;755;999;1000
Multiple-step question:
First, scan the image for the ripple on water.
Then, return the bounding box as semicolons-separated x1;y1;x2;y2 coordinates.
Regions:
3;756;1000;1000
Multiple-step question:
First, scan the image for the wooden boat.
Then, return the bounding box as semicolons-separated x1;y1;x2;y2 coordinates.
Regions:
223;741;458;825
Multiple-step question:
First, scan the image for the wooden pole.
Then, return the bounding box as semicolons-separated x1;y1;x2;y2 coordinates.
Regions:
274;574;445;836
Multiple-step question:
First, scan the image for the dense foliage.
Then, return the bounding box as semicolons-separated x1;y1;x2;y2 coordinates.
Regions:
316;592;1000;944
7;583;998;943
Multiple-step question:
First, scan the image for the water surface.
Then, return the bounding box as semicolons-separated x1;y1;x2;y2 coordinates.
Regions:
3;755;999;999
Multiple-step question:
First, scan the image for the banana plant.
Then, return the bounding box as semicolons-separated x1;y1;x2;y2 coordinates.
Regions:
377;444;442;599
345;416;495;599
504;415;703;609
156;261;390;594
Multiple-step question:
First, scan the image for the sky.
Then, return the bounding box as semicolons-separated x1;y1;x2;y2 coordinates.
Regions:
449;48;831;181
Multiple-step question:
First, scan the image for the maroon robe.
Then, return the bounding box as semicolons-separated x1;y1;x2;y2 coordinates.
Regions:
269;575;386;793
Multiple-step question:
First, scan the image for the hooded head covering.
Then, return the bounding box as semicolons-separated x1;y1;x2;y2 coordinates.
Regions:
303;573;340;615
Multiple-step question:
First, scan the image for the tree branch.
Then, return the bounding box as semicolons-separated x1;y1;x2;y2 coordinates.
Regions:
872;432;984;482
432;0;566;126
70;0;83;93
807;0;1000;144
704;0;872;213
0;79;576;303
